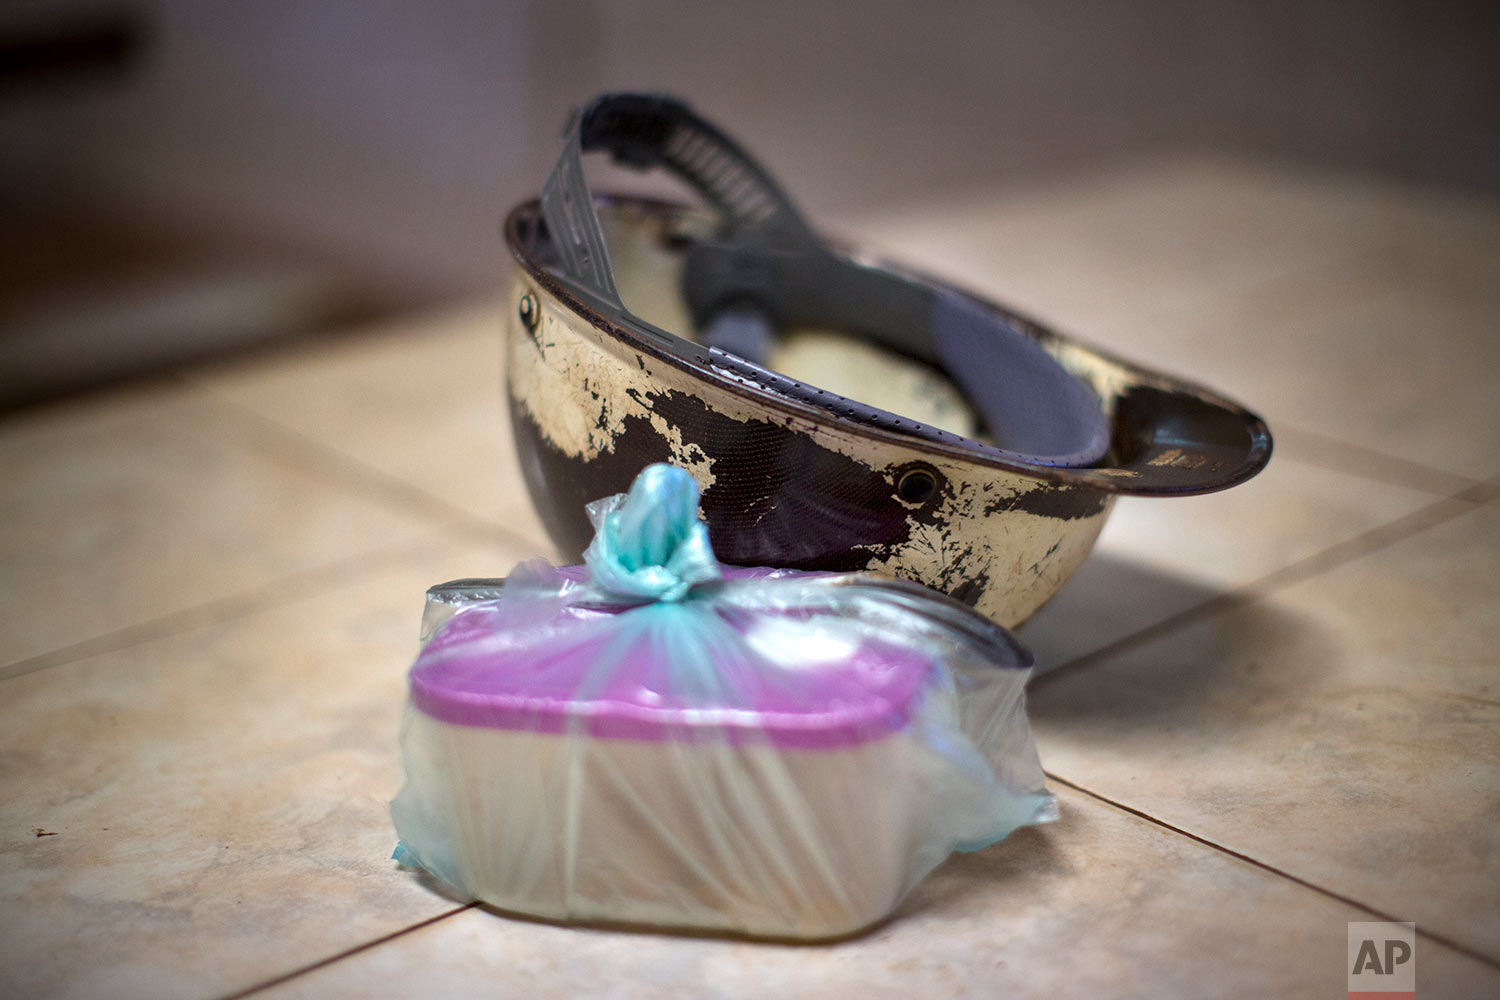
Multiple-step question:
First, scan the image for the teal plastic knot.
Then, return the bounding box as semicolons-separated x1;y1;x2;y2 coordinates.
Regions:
584;464;723;602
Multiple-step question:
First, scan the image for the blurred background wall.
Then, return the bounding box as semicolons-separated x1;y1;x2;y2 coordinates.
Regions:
2;0;1497;407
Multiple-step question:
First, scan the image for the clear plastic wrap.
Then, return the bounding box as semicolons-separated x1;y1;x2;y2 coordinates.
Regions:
391;464;1055;939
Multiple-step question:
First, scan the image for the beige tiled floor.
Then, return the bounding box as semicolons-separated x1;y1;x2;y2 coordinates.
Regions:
1030;501;1500;961
0;547;514;1000
1015;452;1439;668
189;305;553;549
4;159;1498;998
0;383;437;677
253;786;1498;1000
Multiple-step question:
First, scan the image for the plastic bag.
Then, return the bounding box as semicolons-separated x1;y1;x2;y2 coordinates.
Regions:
391;464;1055;939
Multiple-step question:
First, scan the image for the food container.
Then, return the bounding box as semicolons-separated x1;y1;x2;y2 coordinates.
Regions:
391;465;1054;939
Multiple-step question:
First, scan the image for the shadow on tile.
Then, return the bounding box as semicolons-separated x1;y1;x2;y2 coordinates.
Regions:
1026;586;1334;733
893;823;1066;926
1018;552;1229;671
396;864;473;906
456;894;913;949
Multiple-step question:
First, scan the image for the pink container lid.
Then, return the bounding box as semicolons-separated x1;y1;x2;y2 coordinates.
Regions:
408;567;937;749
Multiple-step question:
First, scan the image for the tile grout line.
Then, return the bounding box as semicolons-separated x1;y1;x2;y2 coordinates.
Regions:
1032;479;1500;691
0;531;450;683
1044;772;1500;972
1271;424;1487;498
214;904;478;1000
132;375;1498;986
172;374;553;557
1072;236;1492;497
212;767;1500;998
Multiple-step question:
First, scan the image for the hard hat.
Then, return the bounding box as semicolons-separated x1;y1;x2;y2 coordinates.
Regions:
503;93;1270;626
